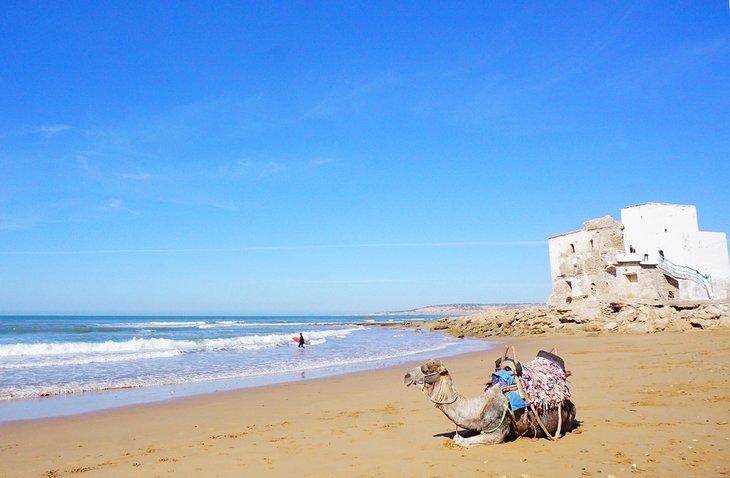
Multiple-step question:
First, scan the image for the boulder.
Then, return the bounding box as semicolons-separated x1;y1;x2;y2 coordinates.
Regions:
689;318;715;330
658;306;677;321
666;318;691;333
695;306;722;321
494;314;512;326
636;307;660;323
623;322;653;334
651;318;670;331
616;308;638;323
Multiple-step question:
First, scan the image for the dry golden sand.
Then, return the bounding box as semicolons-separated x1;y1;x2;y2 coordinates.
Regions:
1;330;730;477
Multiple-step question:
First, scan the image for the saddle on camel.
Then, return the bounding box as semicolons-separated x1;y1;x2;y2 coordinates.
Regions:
490;346;573;440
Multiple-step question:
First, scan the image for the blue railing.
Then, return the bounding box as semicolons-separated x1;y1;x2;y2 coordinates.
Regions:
657;255;713;299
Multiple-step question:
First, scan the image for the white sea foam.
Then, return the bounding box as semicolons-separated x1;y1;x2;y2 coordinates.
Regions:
96;320;343;329
97;321;222;328
0;350;182;370
0;327;360;359
0;338;458;400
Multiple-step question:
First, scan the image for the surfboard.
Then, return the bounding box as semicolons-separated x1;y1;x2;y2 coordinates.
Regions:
292;337;311;345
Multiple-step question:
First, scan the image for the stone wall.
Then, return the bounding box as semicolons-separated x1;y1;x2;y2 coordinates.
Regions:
547;216;625;308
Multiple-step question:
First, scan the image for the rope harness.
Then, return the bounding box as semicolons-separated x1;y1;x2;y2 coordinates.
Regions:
418;371;460;405
480;398;509;434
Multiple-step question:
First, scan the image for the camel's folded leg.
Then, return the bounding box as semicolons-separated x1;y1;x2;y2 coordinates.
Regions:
452;430;506;448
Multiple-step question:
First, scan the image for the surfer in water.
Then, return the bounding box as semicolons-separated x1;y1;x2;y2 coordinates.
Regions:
298;333;305;348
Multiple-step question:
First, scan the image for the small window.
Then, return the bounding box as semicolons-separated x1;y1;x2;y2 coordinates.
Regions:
590;239;594;249
565;280;572;291
570;243;575;253
626;273;638;283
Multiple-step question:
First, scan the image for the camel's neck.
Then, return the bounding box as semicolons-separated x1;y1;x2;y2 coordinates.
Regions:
432;375;492;432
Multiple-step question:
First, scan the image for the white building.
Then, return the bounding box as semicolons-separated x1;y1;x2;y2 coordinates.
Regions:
548;203;730;309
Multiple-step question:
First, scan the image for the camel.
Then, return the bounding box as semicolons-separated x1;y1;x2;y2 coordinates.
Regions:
404;354;576;447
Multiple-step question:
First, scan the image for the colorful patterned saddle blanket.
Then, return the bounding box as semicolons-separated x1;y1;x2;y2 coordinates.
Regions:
522;356;571;412
491;356;571;412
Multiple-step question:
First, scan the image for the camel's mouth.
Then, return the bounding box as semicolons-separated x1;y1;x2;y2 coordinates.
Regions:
404;367;426;387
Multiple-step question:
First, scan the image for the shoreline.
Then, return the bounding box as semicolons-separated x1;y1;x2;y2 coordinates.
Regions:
2;329;729;477
0;353;450;426
0;326;489;423
0;346;493;426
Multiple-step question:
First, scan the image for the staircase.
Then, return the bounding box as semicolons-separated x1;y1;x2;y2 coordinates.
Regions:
657;255;714;299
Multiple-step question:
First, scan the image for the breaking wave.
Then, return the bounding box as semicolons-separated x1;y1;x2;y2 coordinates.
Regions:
0;327;360;362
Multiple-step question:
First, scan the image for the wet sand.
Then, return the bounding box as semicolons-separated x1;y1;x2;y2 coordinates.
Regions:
1;330;729;477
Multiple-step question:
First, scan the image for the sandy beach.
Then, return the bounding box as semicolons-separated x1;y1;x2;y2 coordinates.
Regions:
1;329;729;478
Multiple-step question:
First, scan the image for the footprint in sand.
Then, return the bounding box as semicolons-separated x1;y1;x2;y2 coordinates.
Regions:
68;466;95;474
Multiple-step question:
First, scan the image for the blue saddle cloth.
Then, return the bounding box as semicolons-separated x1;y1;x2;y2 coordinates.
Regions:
491;370;527;411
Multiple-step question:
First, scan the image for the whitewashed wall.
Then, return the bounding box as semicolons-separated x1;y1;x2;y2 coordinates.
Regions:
620;203;729;299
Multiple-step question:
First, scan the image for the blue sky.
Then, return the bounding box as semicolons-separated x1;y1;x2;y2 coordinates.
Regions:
1;1;729;315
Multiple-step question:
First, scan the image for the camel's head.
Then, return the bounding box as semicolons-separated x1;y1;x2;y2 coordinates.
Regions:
404;359;449;390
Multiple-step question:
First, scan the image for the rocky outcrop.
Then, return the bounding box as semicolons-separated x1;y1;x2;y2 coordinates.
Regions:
408;301;730;338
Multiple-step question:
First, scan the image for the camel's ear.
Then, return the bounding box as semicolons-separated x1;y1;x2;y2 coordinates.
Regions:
436;365;448;375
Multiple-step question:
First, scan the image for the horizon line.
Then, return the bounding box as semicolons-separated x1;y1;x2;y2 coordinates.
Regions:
0;240;545;256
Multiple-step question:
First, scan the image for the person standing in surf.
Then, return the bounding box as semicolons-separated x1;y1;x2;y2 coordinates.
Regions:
298;333;305;348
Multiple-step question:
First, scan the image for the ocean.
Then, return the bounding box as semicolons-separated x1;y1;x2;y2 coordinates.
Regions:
0;315;490;422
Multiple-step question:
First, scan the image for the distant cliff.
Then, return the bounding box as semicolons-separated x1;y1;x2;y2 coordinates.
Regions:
368;303;540;317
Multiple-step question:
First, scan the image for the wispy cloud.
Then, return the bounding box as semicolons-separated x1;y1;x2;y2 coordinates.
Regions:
259;278;410;285
0;199;84;232
76;155;101;176
229;159;287;178
0;240;544;255
308;156;336;168
0;221;22;231
120;171;152;181
220;156;336;180
605;35;730;92
101;198;137;215
35;124;72;136
308;71;401;117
